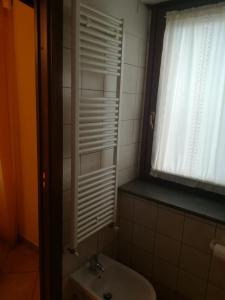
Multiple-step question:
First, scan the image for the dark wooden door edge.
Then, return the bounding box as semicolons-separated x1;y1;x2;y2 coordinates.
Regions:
35;0;63;299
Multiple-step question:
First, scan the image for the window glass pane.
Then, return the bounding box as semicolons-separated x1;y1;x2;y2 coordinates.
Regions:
152;4;225;187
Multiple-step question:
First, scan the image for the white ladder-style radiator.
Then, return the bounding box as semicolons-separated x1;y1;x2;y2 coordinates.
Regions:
70;0;124;252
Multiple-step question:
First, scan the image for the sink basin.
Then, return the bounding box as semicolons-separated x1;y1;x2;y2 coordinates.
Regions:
70;254;156;300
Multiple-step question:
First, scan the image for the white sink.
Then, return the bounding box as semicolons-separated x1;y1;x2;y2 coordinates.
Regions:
70;254;156;300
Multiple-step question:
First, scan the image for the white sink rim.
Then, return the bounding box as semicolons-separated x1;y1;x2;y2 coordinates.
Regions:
70;254;156;300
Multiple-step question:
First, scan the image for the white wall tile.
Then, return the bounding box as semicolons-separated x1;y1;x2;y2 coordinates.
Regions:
117;240;132;266
98;226;115;251
132;120;141;143
63;158;71;191
123;64;138;93
120;93;136;120
131;246;153;279
119;218;133;242
104;75;117;92
209;255;225;290
63;48;71;87
119;120;133;146
183;217;216;253
118;193;134;221
63;88;71;124
133;224;155;253
63;190;71;204
177;270;207;300
81;71;104;91
124;33;139;66
63;220;70;246
63;125;71;158
180;244;211;280
80;152;101;174
134;93;144;120
100;149;114;168
118;145;131;170
127;143;140;168
118;166;138;186
138;39;147;67
63;0;71;48
153;258;178;290
155;234;181;265
134;198;157;230
157;207;184;241
136;67;145;94
215;225;225;241
63;190;72;223
119;143;139;170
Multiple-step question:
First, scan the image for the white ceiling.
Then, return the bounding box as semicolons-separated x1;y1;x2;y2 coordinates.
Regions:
141;0;170;4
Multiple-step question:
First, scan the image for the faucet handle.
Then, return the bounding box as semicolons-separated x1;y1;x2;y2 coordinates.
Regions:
89;253;104;274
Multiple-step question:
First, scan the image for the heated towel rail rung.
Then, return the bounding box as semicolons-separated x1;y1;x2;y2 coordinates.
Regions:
80;27;122;45
78;210;114;234
80;51;121;64
80;97;119;102
80;19;122;38
80;12;123;32
80;3;122;25
80;43;121;58
77;216;113;243
80;35;121;52
79;171;115;187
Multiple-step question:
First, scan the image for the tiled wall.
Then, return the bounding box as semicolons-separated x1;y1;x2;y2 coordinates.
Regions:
118;192;225;300
62;0;149;298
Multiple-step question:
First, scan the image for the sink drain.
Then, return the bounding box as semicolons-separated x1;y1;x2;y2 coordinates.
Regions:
103;292;112;300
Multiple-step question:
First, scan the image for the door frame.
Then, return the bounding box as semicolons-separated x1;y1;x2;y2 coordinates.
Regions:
35;0;63;299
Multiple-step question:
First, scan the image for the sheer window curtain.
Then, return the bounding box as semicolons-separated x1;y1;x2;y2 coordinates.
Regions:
151;3;225;191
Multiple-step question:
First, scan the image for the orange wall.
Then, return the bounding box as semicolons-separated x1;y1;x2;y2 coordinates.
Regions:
13;0;39;245
0;6;18;243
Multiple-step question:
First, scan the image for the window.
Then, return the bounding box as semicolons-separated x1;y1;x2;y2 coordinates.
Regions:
143;2;225;193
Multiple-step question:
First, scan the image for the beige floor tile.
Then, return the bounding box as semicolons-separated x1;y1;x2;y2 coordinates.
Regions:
0;272;36;300
2;243;39;273
33;273;40;300
0;240;10;269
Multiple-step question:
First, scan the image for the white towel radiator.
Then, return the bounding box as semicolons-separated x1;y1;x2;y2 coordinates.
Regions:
70;0;124;253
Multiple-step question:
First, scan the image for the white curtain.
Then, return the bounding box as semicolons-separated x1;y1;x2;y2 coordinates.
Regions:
151;3;225;189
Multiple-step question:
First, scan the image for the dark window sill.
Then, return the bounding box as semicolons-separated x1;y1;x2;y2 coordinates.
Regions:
119;179;225;225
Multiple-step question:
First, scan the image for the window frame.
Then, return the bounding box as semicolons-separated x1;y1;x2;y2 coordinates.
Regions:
140;0;225;197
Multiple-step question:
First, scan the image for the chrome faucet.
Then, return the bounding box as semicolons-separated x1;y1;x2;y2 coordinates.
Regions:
89;254;104;275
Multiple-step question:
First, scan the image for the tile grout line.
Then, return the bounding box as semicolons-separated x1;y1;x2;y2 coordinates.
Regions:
203;224;217;300
31;271;39;300
172;208;185;296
